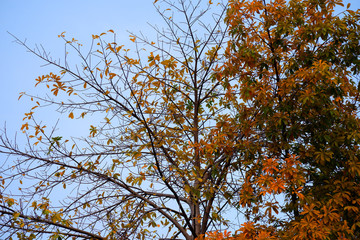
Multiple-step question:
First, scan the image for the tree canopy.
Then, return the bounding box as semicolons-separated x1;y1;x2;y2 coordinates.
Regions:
1;0;360;239
220;0;360;238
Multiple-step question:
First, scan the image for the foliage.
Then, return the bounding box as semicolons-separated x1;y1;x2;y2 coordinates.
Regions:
209;0;360;239
1;1;234;239
1;0;360;240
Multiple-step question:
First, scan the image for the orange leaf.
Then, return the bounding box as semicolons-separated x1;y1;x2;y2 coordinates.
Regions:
129;35;136;42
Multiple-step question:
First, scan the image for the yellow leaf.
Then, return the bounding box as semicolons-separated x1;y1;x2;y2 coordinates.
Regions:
13;212;20;219
109;73;116;80
21;123;29;131
58;31;66;38
68;112;74;119
18;92;25;100
107;139;113;145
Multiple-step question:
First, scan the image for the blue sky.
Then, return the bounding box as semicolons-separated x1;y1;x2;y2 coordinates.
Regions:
0;0;165;135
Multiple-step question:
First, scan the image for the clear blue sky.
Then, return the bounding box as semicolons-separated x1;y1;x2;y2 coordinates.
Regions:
1;0;359;135
0;0;163;135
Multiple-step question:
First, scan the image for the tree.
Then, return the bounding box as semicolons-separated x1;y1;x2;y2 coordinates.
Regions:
1;0;360;240
215;0;360;239
0;1;237;239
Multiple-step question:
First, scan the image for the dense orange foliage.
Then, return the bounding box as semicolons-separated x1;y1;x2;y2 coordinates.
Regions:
200;0;360;239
